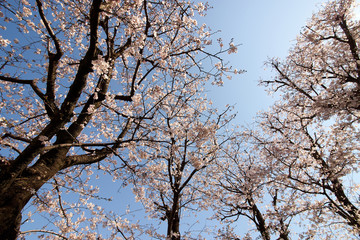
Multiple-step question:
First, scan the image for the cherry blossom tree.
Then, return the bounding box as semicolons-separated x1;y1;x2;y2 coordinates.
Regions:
213;135;294;240
243;109;360;238
0;0;238;239
261;0;360;236
217;0;360;238
129;90;235;239
212;0;360;239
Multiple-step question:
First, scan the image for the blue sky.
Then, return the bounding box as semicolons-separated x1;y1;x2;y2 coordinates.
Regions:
21;1;331;239
204;0;327;124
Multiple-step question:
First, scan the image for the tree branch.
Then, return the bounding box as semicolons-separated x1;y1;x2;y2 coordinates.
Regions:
36;0;63;118
0;75;46;101
60;0;102;116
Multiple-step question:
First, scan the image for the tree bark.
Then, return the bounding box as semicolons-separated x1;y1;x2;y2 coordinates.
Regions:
167;195;181;240
0;168;55;239
0;1;104;238
247;197;271;240
0;198;23;240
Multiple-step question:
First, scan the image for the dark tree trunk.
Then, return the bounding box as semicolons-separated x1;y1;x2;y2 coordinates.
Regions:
167;194;181;240
0;177;43;239
0;202;23;240
247;197;271;240
0;144;72;239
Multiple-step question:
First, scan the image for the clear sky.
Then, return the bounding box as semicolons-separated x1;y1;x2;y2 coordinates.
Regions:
195;3;330;237
203;0;327;124
21;1;331;239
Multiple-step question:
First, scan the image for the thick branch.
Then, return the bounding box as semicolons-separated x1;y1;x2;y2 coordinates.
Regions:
1;133;31;143
36;0;63;119
60;0;102;116
62;150;110;169
338;16;360;83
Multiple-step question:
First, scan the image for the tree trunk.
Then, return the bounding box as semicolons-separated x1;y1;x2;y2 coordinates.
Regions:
331;178;360;232
0;203;23;240
167;196;181;240
0;179;39;239
247;197;271;240
0;146;69;239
